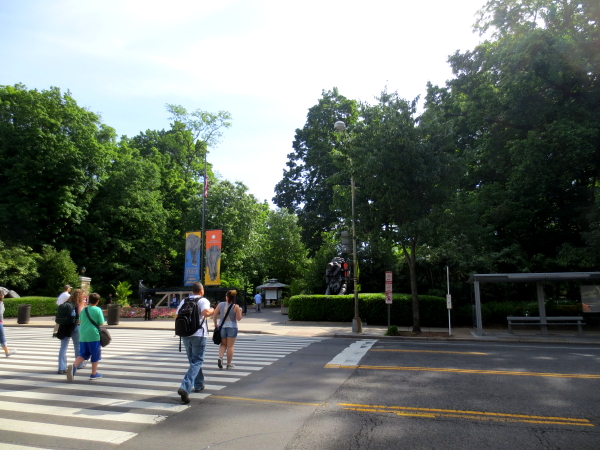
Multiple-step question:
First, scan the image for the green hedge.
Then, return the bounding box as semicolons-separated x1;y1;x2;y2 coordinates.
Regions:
286;295;600;327
1;297;56;317
287;294;449;327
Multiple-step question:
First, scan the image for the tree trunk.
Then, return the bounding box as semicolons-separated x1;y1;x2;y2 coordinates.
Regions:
402;239;421;333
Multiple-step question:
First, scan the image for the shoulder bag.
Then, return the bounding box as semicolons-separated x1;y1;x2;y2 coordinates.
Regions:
213;302;234;345
84;307;112;347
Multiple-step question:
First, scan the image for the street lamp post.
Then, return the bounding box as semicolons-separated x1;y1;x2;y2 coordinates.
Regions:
334;121;362;333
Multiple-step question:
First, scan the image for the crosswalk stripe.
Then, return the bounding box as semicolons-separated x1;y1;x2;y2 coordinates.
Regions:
0;399;166;424
0;418;137;444
0;368;241;383
0;359;258;374
10;345;292;359
0;378;180;397
0;371;229;389
5;349;280;363
0;389;189;411
0;444;53;450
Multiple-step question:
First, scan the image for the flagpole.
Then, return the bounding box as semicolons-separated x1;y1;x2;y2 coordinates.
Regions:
200;148;207;286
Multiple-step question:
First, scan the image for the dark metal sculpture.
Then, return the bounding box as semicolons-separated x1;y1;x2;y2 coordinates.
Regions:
325;257;349;295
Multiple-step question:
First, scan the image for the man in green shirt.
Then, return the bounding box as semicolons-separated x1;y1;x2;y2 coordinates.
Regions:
67;293;105;381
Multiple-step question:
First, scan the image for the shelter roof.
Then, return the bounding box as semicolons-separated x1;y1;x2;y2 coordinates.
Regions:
256;279;290;289
467;272;600;284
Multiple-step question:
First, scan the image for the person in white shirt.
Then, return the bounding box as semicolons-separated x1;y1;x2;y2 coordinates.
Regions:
56;285;72;306
254;292;262;313
175;282;214;404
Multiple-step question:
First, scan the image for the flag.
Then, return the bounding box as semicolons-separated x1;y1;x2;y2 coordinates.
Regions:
204;177;209;198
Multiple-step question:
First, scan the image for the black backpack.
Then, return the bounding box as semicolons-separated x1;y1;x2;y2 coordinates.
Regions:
55;302;76;325
175;297;204;337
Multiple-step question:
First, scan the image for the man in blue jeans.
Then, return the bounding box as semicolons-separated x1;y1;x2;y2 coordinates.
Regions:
176;282;214;404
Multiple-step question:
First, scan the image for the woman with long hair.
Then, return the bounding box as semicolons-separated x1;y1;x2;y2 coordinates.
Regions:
213;290;243;369
57;288;86;374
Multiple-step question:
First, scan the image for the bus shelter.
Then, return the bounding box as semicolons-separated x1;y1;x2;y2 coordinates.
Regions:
467;272;600;336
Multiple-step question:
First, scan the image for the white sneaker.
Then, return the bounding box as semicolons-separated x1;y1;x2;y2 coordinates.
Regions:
226;364;235;369
5;349;16;357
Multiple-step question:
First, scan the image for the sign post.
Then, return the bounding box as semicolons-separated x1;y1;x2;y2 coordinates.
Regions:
446;265;452;336
385;271;393;328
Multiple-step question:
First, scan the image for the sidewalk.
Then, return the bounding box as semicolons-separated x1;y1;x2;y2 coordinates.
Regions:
4;306;600;345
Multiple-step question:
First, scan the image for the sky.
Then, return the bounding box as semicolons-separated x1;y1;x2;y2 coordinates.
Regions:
0;0;487;205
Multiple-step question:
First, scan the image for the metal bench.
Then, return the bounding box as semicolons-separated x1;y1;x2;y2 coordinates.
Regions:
507;316;585;335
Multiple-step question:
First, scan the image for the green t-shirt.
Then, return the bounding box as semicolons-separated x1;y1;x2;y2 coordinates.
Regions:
79;305;105;342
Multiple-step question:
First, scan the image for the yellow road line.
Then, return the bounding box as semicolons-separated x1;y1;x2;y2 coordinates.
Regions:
351;365;600;379
370;349;487;355
338;403;590;422
210;395;322;406
339;403;593;427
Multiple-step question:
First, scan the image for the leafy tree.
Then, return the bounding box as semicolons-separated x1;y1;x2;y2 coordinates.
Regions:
34;245;80;296
428;0;600;276
0;240;39;291
0;84;116;250
263;208;309;285
274;88;359;254
164;104;232;180
338;90;460;332
80;144;174;291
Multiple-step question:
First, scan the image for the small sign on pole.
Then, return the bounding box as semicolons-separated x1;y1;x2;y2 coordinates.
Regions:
385;271;392;327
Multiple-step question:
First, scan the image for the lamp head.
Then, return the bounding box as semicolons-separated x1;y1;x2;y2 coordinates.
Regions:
334;121;346;132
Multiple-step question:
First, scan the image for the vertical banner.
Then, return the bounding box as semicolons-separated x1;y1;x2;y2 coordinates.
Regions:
204;230;222;286
184;231;202;286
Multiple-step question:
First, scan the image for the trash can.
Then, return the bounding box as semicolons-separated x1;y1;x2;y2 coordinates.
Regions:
107;304;121;325
17;304;31;324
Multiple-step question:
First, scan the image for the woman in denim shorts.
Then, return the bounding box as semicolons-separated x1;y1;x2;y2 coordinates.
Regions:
213;290;243;369
0;291;16;357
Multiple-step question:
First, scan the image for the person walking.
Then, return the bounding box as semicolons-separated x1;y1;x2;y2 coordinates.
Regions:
56;285;71;306
57;289;86;374
175;282;214;404
0;291;16;357
143;295;153;321
213;290;243;369
67;293;105;381
254;291;262;313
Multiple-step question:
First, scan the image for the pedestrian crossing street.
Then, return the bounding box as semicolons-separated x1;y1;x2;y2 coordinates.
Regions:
0;327;324;448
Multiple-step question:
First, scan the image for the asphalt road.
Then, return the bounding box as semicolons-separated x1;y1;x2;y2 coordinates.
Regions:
120;339;600;450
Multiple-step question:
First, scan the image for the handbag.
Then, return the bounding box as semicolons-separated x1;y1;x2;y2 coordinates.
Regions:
84;307;112;347
213;303;234;345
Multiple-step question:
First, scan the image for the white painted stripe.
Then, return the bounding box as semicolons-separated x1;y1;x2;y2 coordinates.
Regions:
0;360;253;376
0;418;137;444
0;371;228;390
0;378;177;397
0;444;53;450
0;351;275;365
0;360;264;373
326;340;378;367
0;400;166;424
0;389;189;412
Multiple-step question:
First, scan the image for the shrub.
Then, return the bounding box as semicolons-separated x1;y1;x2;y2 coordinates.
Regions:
35;246;80;296
1;297;56;317
112;281;133;306
385;325;400;336
0;241;39;291
287;294;448;326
